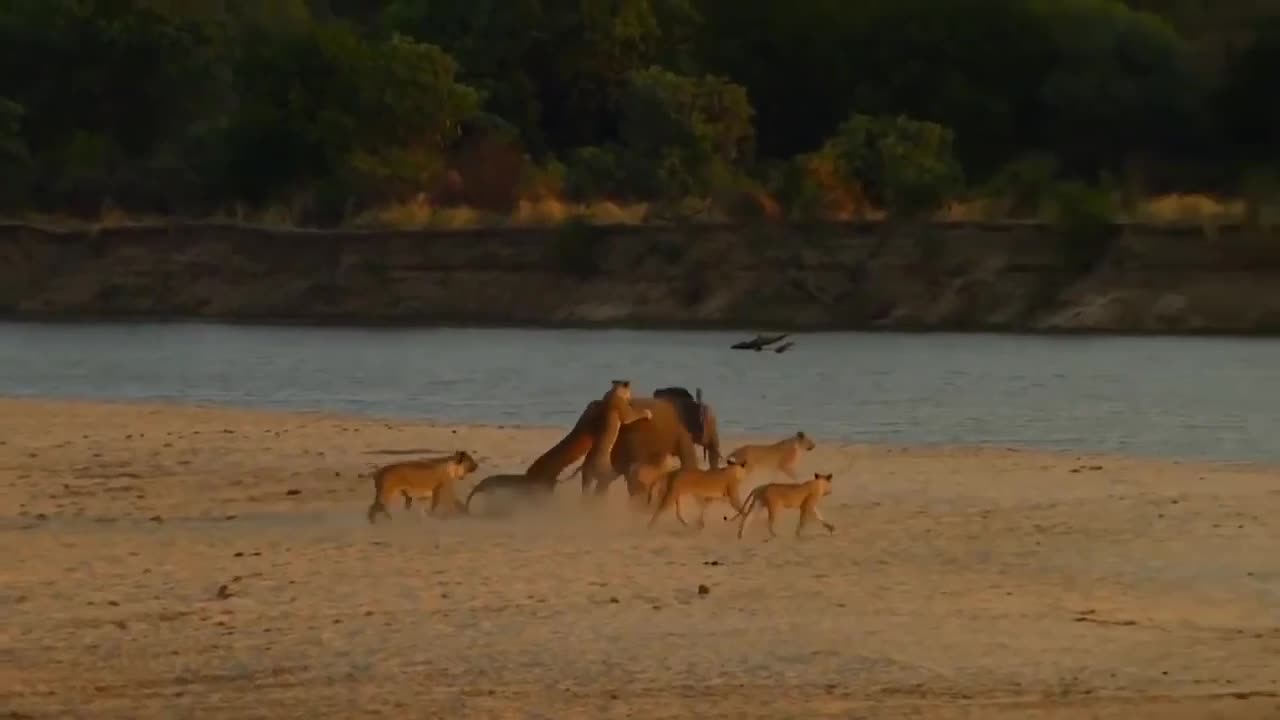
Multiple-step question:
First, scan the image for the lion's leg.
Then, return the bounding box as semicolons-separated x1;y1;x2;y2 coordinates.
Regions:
796;503;815;538
452;496;469;515
779;462;799;481
765;504;779;539
403;491;414;511
727;485;746;515
737;504;753;539
434;483;467;519
672;496;691;527
647;484;678;528
695;499;709;530
646;475;667;509
809;500;835;533
367;497;391;524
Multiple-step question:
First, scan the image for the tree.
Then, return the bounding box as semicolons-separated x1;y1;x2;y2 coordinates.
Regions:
695;0;1059;177
0;98;29;207
221;21;479;218
379;0;700;156
1030;0;1201;178
819;114;964;218
1217;16;1280;169
0;99;25;163
0;0;226;208
616;66;754;198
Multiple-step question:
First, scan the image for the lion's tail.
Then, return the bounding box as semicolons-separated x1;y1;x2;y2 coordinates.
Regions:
726;485;761;522
464;477;489;513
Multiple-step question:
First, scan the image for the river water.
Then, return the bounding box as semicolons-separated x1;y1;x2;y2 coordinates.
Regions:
1;321;1277;463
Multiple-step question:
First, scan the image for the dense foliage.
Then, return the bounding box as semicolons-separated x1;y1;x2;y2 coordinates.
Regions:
1;0;1277;224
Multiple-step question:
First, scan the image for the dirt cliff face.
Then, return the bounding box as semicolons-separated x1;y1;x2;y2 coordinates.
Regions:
3;220;1280;333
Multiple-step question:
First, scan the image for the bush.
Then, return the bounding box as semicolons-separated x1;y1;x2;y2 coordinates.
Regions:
563;145;632;201
617;66;756;201
820;113;964;218
1044;181;1120;272
979;152;1061;218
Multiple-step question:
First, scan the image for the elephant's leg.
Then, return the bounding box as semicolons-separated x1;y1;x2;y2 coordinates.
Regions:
674;431;701;470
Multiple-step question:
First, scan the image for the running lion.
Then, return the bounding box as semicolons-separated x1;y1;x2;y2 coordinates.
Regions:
727;472;836;539
366;450;480;524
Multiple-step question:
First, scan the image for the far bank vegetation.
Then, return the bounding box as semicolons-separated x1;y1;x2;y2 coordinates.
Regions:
2;1;1278;236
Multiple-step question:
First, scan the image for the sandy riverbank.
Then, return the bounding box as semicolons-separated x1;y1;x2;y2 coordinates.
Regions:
1;397;1278;719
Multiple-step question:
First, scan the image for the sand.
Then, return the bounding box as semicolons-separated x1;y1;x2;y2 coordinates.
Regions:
1;397;1278;719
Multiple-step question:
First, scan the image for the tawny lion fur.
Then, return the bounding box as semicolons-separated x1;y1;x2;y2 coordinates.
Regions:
647;457;750;530
366;450;479;524
568;380;653;496
523;390;714;497
623;459;675;510
728;472;836;539
725;431;816;481
466;380;645;511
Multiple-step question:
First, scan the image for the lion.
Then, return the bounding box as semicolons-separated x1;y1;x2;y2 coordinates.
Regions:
724;431;816;481
462;471;553;513
727;472;836;539
465;380;646;512
646;457;749;530
623;458;675;510
366;450;480;524
522;386;719;498
570;379;653;497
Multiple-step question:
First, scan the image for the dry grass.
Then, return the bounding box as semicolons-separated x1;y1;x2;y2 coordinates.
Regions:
349;195;651;230
1131;193;1246;223
939;198;1000;222
940;192;1250;225
1;193;1269;231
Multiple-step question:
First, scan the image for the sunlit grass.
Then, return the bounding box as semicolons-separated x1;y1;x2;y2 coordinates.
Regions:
1;193;1269;230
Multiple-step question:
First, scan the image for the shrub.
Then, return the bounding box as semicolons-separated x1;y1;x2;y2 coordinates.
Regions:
820;113;964;219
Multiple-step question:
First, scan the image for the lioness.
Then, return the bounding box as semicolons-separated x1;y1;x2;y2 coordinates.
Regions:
724;431;815;480
623;458;673;510
463;471;556;512
647;457;749;530
573;379;653;496
468;379;647;512
728;472;836;539
366;450;479;524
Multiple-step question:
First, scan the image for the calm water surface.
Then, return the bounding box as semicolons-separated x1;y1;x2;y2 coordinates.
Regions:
1;321;1278;463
